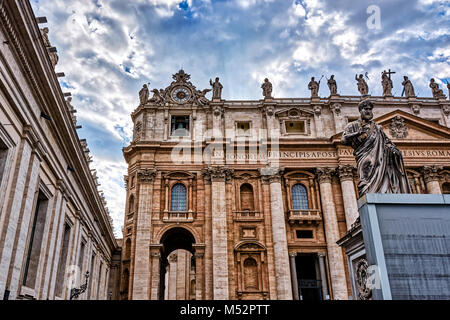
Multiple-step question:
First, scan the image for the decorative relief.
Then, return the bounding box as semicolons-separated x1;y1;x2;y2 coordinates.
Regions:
313;105;322;116
443;105;450;116
263;106;274;117
134;121;142;142
411;104;421;115
330;103;342;116
315;167;335;184
337;164;356;182
241;227;257;239
389;116;408;139
213;105;224;117
422;165;442;183
355;258;372;300
137;168;157;183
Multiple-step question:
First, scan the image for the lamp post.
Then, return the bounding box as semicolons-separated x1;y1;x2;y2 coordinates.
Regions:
70;271;90;300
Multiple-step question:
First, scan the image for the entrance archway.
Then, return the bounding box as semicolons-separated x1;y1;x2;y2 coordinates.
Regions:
158;227;203;300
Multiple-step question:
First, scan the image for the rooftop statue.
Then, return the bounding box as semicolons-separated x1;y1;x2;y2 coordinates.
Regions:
355;74;369;96
261;78;273;99
341;99;412;197
381;70;393;96
210;77;223;100
139;84;149;105
308;76;320;98
401;76;415;98
430;78;446;99
327;75;337;96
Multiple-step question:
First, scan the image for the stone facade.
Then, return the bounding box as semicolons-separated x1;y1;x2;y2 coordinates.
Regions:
121;70;450;300
0;1;118;300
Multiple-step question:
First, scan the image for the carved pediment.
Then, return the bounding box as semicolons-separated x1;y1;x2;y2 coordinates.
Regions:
275;107;314;119
332;109;450;142
234;241;266;252
162;171;196;180
378;110;450;141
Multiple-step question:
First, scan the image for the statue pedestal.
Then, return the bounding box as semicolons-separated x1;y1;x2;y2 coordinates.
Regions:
338;193;450;300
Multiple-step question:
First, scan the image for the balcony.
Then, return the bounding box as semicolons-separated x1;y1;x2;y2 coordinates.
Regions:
162;211;194;223
288;209;322;225
234;210;263;222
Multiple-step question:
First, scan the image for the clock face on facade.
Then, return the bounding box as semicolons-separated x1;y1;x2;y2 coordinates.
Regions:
172;87;191;103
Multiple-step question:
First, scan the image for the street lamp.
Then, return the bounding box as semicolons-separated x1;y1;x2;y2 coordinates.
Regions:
70;271;90;300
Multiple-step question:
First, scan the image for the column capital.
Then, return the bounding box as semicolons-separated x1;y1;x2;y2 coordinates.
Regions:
288;252;297;258
422;165;443;183
137;168;157;183
337;164;356;182
201;166;234;183
259;166;285;184
317;252;326;258
316;167;335;184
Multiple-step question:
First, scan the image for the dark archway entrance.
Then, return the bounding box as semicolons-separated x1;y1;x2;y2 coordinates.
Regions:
159;227;197;300
296;254;323;301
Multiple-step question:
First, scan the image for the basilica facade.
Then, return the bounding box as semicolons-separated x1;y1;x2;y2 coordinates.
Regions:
121;70;450;300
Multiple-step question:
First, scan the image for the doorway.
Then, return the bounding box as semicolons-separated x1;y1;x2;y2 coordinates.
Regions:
296;254;323;300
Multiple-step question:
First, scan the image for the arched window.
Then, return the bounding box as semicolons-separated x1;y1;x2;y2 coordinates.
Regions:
171;183;187;211
125;238;131;260
243;258;258;290
128;195;135;214
292;184;309;210
443;182;450;194
240;183;255;211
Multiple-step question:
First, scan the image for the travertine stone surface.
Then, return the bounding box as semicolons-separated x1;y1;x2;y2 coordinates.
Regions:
132;178;154;300
267;171;293;300
337;165;359;229
316;168;348;300
211;179;229;299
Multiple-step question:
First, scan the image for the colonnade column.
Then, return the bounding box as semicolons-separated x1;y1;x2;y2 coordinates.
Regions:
261;167;293;300
316;167;348;300
149;244;162;300
132;168;157;300
288;252;299;300
337;165;359;229
318;252;330;300
204;166;232;299
193;244;205;300
422;165;442;194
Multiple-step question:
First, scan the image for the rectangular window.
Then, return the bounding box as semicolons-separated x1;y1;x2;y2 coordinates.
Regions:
88;254;96;299
78;241;86;274
296;230;314;239
285;120;306;134
97;262;103;299
236;121;251;136
170;115;190;137
23;190;49;288
0;141;8;181
55;223;71;297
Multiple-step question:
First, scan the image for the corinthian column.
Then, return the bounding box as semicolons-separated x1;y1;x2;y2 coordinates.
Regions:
203;166;233;299
337;165;359;229
316;167;348;300
261;167;293;300
132;168;157;300
422;165;442;194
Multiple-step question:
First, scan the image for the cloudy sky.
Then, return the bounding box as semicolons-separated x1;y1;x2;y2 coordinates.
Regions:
30;0;450;237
